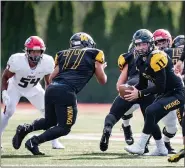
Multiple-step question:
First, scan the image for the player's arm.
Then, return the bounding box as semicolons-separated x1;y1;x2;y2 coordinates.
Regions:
1;68;15;91
48;53;60;84
116;54;129;91
116;65;128;91
49;65;59;84
1;66;15;105
95;62;107;85
44;74;50;88
135;72;148;90
94;50;107;85
138;69;166;97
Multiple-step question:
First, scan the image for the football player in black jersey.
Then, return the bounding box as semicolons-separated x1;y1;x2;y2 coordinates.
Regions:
168;37;185;162
12;32;107;155
99;42;155;153
153;30;184;154
124;29;185;156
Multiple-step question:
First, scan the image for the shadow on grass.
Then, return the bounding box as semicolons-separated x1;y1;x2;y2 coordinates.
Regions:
52;152;148;161
1;154;51;159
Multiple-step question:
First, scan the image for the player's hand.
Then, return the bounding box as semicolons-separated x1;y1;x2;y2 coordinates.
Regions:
2;90;10;106
103;62;107;69
175;60;183;74
124;86;139;101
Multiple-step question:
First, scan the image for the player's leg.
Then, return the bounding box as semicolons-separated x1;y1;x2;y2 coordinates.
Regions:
121;105;138;145
12;85;57;150
161;110;178;154
27;89;65;149
121;77;139;142
0;82;21;145
125;93;184;156
24;84;77;155
100;96;133;151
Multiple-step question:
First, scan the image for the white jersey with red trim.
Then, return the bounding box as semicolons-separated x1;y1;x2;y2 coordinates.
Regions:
7;53;54;97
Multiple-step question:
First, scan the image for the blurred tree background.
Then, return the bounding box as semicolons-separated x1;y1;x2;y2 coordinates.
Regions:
1;1;185;103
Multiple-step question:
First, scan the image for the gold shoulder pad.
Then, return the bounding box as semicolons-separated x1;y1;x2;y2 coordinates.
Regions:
118;54;126;70
150;52;168;72
95;50;105;63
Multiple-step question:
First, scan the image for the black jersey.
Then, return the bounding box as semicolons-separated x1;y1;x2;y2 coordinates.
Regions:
118;52;138;79
53;48;105;93
135;49;184;97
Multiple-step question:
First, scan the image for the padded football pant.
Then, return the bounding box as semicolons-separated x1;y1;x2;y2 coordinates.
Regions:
143;89;185;137
104;93;163;140
26;83;78;144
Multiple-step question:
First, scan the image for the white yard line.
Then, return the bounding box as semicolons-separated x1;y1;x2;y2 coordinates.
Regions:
28;133;183;144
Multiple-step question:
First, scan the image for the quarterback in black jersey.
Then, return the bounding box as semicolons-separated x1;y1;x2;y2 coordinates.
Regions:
124;29;185;156
12;32;107;155
99;43;155;153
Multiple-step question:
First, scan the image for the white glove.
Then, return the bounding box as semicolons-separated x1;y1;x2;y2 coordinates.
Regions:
2;90;10;106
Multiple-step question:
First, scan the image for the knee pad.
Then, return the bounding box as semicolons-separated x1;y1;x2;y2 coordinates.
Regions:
122;113;133;120
163;127;176;138
105;114;117;128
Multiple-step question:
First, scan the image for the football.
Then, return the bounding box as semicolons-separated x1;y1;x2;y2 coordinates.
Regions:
118;84;134;98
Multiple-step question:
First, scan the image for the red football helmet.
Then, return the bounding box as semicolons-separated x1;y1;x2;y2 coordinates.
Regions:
24;36;46;64
153;29;172;50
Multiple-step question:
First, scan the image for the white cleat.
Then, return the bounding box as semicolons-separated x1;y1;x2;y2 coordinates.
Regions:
124;143;145;155
51;139;65;149
144;147;168;156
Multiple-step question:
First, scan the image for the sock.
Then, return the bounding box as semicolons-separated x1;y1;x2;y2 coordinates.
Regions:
138;133;150;149
163;135;170;143
123;119;130;127
155;139;165;149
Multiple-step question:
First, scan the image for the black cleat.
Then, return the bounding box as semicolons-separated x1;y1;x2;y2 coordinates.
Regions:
25;136;45;155
12;124;31;149
168;148;184;162
100;126;112;151
165;142;177;154
122;124;134;145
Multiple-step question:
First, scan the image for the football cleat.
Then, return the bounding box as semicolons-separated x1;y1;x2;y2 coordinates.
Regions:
100;126;112;151
144;146;168;156
165;142;177;154
12;124;31;149
124;143;145;155
122;124;134;145
168;149;185;162
25;136;44;155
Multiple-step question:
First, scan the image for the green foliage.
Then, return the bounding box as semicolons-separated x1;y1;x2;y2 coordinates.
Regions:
166;9;175;35
1;2;36;69
178;2;185;34
45;1;73;57
82;1;106;50
18;2;37;50
146;2;169;32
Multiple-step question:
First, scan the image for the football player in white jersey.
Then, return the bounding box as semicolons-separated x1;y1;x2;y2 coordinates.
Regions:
1;36;64;150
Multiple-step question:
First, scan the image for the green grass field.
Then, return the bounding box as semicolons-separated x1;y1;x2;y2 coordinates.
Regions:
1;103;184;166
